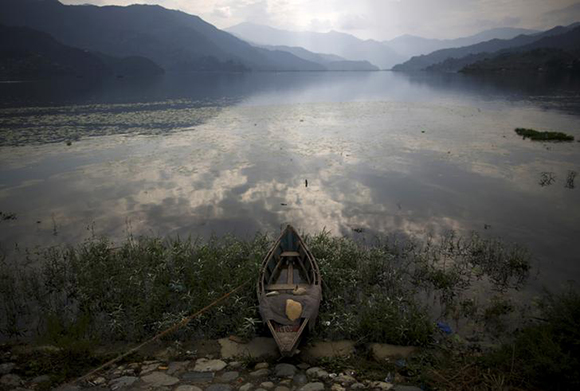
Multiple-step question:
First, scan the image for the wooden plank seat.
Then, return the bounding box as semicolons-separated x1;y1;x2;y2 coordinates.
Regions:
280;251;300;257
265;283;310;291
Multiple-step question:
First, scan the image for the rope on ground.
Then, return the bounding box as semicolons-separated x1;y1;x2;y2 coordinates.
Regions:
68;280;250;386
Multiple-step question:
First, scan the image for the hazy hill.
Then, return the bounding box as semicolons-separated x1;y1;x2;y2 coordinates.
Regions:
0;24;163;80
227;22;405;69
460;27;580;73
393;23;579;72
0;0;325;72
383;27;538;59
257;44;379;71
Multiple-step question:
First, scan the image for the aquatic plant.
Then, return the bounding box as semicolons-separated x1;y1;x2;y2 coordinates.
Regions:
515;127;574;141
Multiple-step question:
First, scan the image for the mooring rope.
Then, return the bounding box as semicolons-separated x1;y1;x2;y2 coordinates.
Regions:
68;280;250;386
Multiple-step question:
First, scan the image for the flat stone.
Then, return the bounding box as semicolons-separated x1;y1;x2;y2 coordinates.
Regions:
218;371;240;382
392;387;421;391
167;361;189;375
300;382;325;391
181;371;214;383
260;381;275;389
0;363;15;375
141;372;179;387
92;377;106;386
1;374;22;386
109;376;138;390
207;384;233;391
255;389;268;391
219;338;280;360
279;379;293;386
194;358;227;372
297;363;310;370
31;375;50;383
301;341;355;360
175;386;203;391
351;383;366;390
250;368;270;377
293;373;308;385
255;362;269;370
140;363;161;375
275;387;291;391
369;382;393;391
239;382;253;391
305;368;328;380
335;375;356;385
228;361;243;369
275;363;297;378
331;384;345;391
367;344;417;361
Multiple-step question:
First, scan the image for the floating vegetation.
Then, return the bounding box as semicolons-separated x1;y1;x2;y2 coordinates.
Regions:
565;170;577;189
539;172;556;187
515;127;575;142
0;211;17;221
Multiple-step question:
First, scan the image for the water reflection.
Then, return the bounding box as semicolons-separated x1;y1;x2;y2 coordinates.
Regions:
0;72;579;289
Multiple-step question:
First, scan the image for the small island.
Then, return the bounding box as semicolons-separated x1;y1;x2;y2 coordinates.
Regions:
515;127;575;142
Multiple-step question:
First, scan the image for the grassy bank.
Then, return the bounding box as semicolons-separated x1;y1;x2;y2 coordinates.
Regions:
2;230;578;389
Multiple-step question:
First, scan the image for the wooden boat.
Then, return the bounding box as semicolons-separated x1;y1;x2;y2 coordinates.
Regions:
257;225;322;356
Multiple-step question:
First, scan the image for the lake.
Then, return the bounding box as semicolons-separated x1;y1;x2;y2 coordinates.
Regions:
0;71;579;290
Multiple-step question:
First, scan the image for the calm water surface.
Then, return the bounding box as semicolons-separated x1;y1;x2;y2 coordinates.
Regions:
0;72;579;289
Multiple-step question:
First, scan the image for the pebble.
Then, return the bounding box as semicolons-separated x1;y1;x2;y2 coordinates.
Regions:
0;363;15;375
275;363;297;378
293;373;308;385
297;363;310;370
175;386;203;391
194;359;228;372
0;374;22;386
181;371;215;383
207;385;233;391
31;375;50;384
369;382;393;391
91;377;106;386
228;361;243;369
109;376;138;390
141;371;180;387
260;381;275;389
167;361;189;375
250;368;270;377
279;379;293;386
335;375;357;385
275;387;290;391
300;382;325;391
255;362;269;370
140;362;161;375
351;383;366;390
331;384;345;391
239;382;254;391
218;371;240;382
306;368;329;380
255;388;268;391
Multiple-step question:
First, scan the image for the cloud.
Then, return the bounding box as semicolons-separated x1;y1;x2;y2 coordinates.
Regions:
541;2;580;27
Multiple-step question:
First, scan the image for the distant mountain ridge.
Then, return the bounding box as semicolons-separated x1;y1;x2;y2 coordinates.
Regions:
0;0;328;72
0;24;163;80
393;23;580;72
256;44;379;71
383;27;539;59
227;22;405;69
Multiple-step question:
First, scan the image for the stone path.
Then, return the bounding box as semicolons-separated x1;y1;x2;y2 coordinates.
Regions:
0;356;422;391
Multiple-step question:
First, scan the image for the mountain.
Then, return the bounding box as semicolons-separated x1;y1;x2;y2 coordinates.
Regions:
393;23;580;72
258;45;378;71
0;24;163;80
460;27;580;73
226;22;405;69
383;28;539;59
0;0;325;72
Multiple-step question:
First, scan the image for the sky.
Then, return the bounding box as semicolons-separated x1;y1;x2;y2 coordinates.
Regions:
60;0;580;40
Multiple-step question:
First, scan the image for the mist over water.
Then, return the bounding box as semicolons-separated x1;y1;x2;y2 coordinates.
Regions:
1;71;579;290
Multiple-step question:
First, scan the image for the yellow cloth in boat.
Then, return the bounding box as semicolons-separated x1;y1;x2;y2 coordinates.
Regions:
285;299;302;321
259;285;321;326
